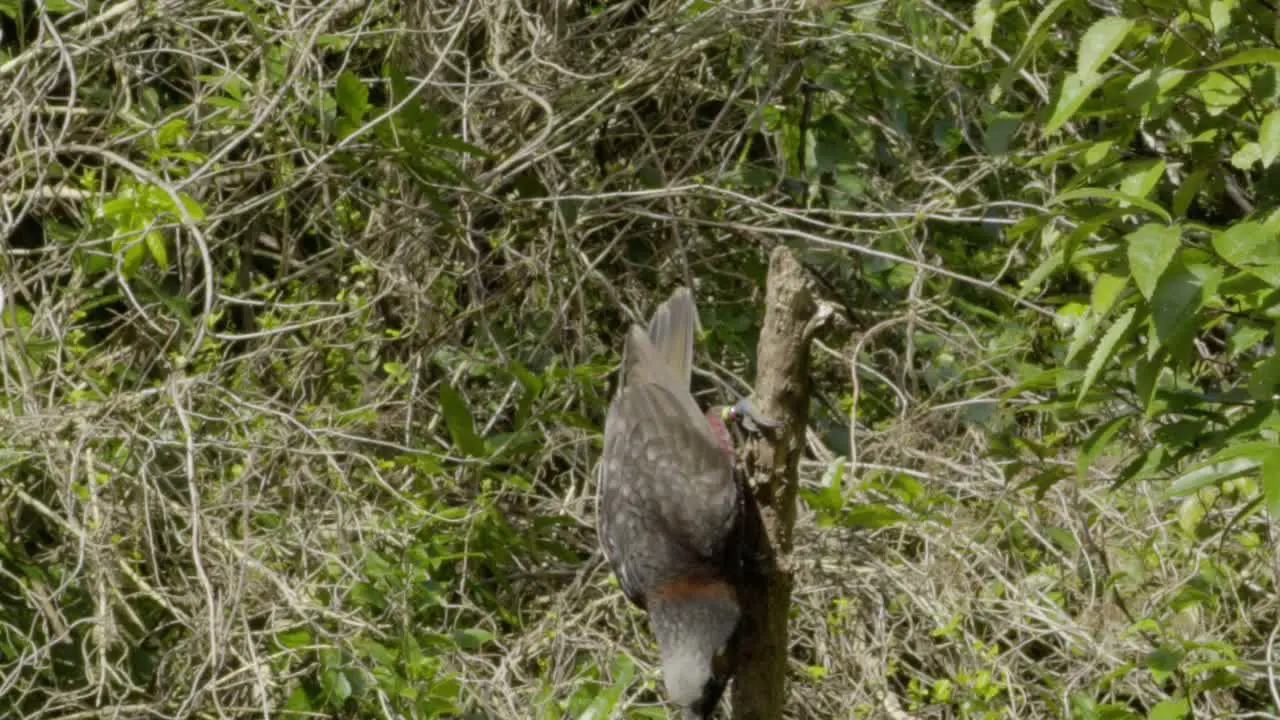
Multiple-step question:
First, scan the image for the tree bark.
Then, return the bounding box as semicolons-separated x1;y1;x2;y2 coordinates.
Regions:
732;247;816;720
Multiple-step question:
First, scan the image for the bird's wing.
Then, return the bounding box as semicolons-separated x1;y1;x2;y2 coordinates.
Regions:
600;382;740;577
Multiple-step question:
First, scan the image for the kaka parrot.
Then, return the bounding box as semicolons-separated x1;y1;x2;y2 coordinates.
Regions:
597;287;773;719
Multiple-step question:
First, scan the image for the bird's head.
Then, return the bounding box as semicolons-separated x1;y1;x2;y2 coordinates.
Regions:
649;579;741;719
706;397;781;458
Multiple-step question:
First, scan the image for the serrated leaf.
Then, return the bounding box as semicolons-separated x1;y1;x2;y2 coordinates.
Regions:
1047;71;1104;134
1078;307;1136;405
1091;273;1129;316
1213;222;1280;270
1149;261;1219;355
1261;111;1280;167
1077;17;1133;77
1126;224;1180;300
1065;306;1101;366
1134;356;1163;414
439;383;486;457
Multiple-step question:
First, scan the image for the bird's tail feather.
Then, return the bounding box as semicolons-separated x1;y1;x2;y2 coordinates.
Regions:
645;287;698;391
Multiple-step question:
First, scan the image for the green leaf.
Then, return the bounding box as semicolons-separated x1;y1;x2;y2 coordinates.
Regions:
121;238;146;279
439;383;486;457
1091;273;1129;317
1261;111;1280;167
1213;222;1280;287
1078;307;1136;405
451;628;493;650
1064;305;1101;366
1046;71;1104;134
336;70;370;123
1209;48;1280;70
1230;142;1261;170
145;230;169;271
1248;353;1280;401
276;628;312;649
1264;450;1280;518
1167;448;1266;496
283;686;314;714
1194;73;1247;114
1053;188;1172;223
1172;166;1208;218
1126;224;1180;300
1149;261;1219;355
1133;356;1163;414
1209;0;1238;33
984;111;1022;154
1077;414;1132;481
1148;698;1188;720
1119;159;1166;199
1146;646;1181;682
1076;17;1133;77
1126;68;1188;114
321;667;353;704
992;0;1072;103
973;0;996;48
843;503;907;529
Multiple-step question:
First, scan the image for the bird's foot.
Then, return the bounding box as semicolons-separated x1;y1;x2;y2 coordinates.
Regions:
725;398;781;434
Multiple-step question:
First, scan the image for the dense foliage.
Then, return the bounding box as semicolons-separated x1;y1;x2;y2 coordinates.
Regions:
1;0;1278;717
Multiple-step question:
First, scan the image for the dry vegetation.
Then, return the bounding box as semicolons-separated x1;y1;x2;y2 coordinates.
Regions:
2;0;1278;718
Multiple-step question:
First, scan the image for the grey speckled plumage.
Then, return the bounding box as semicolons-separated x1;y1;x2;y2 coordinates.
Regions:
597;288;747;719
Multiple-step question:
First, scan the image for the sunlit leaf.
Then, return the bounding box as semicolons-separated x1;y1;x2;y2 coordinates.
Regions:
1046;71;1104;134
1261;111;1280;167
1148;698;1188;720
973;0;996;48
1053;188;1172;223
1078;307;1136;405
1126;224;1180;300
1076;17;1133;77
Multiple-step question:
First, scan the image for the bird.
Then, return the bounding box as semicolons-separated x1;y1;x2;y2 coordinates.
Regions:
597;287;774;719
